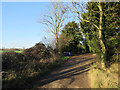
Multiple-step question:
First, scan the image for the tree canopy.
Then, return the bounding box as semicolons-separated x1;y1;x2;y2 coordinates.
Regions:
59;21;83;54
80;2;120;63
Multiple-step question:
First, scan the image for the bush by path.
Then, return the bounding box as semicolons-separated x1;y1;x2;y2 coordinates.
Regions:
2;42;70;88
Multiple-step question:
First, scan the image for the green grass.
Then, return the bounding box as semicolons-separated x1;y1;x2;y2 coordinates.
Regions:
14;51;23;53
0;50;23;53
64;56;70;59
63;56;70;61
0;50;9;53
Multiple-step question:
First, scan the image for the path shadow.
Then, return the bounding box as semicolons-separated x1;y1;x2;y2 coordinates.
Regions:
31;56;96;88
61;57;96;69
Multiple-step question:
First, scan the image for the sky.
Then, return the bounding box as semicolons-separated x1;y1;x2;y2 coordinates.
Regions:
2;2;56;49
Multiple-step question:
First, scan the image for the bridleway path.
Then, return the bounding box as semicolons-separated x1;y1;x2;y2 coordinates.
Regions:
32;53;96;88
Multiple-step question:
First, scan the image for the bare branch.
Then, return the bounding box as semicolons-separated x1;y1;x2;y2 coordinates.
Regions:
38;2;68;49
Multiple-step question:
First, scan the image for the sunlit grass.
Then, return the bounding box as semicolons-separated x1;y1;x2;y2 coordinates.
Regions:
0;50;9;53
14;51;23;53
0;50;23;53
64;56;70;60
89;62;118;88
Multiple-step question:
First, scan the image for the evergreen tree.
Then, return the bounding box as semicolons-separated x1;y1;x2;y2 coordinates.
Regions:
59;21;83;54
81;2;120;65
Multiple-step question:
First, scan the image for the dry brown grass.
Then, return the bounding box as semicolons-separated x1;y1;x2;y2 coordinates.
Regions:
89;62;119;88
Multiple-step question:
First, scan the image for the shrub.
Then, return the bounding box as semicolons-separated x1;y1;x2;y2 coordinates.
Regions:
23;42;51;60
2;52;26;71
2;42;61;88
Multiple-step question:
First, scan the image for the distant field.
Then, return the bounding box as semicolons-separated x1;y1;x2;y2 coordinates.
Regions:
0;50;23;53
14;51;23;53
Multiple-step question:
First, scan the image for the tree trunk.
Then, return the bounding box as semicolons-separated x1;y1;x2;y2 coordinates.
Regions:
99;2;106;54
55;28;59;52
56;36;59;50
98;2;106;70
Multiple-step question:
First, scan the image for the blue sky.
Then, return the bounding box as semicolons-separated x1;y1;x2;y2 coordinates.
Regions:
2;2;77;49
2;2;56;49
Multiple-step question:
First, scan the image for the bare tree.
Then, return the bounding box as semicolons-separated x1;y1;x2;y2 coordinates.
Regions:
38;2;68;50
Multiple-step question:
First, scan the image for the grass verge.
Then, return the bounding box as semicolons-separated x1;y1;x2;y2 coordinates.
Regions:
89;62;119;88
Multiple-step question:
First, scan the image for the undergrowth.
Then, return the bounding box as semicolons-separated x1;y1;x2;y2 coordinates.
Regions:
89;61;119;88
2;43;70;88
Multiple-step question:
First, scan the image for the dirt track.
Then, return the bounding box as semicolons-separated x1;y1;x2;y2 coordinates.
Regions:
32;53;96;88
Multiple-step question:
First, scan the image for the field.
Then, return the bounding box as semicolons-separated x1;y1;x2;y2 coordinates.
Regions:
0;50;23;53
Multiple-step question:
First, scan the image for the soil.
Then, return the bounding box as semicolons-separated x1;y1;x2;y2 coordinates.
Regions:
32;53;96;88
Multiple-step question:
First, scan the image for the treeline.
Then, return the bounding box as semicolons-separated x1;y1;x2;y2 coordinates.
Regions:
58;21;89;54
52;2;120;68
40;1;120;67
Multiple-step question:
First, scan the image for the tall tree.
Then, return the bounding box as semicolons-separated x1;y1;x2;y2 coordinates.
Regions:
72;2;106;57
59;21;83;54
38;2;68;50
101;2;120;63
71;1;120;68
80;2;103;54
